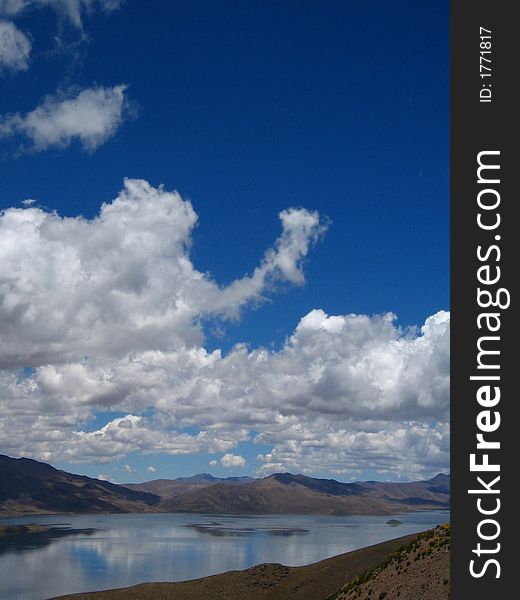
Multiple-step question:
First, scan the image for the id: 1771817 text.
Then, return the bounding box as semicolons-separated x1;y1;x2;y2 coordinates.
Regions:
480;27;492;103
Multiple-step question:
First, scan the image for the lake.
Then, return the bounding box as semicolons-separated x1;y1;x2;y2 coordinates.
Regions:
0;510;449;600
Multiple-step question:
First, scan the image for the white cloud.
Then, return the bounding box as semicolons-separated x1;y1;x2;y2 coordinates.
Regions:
220;453;246;468
0;180;450;478
255;420;450;480
146;465;157;473
0;308;448;475
0;1;122;29
208;460;217;467
0;179;324;368
122;463;134;474
0;20;30;73
5;412;248;464
0;84;132;152
0;308;449;475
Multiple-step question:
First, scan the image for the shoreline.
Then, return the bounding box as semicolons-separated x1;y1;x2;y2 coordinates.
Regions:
48;525;450;600
49;531;423;600
0;505;450;521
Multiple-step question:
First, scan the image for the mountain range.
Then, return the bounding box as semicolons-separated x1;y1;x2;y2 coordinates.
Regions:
0;454;159;517
0;454;449;518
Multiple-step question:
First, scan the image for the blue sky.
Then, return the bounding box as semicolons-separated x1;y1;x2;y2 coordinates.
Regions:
0;1;449;483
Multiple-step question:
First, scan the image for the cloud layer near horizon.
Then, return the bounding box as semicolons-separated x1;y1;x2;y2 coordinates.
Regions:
0;180;449;478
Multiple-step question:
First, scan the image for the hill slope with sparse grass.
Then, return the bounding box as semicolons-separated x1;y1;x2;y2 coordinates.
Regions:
329;524;450;600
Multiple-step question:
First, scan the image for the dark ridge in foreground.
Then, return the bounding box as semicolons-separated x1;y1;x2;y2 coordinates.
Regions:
50;531;427;600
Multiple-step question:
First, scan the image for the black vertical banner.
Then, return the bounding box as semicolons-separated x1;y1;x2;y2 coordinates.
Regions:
451;1;516;598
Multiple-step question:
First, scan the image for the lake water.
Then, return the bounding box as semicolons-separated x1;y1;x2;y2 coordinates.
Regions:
0;510;449;600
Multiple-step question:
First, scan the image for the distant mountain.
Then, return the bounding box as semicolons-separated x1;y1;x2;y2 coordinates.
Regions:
159;472;450;516
0;453;449;518
124;473;254;498
176;473;253;483
0;454;160;517
355;473;450;507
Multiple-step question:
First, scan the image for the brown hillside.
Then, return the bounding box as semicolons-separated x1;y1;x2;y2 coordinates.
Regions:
161;473;449;515
330;524;450;600
0;453;449;518
0;454;160;517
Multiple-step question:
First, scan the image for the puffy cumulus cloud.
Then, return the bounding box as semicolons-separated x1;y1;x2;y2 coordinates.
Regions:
0;0;122;28
255;421;450;481
0;313;449;476
146;465;157;473
220;453;246;468
72;415;249;463
0;84;132;152
0;179;325;368
0;20;31;73
208;460;217;467
0;180;449;478
0;408;250;464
